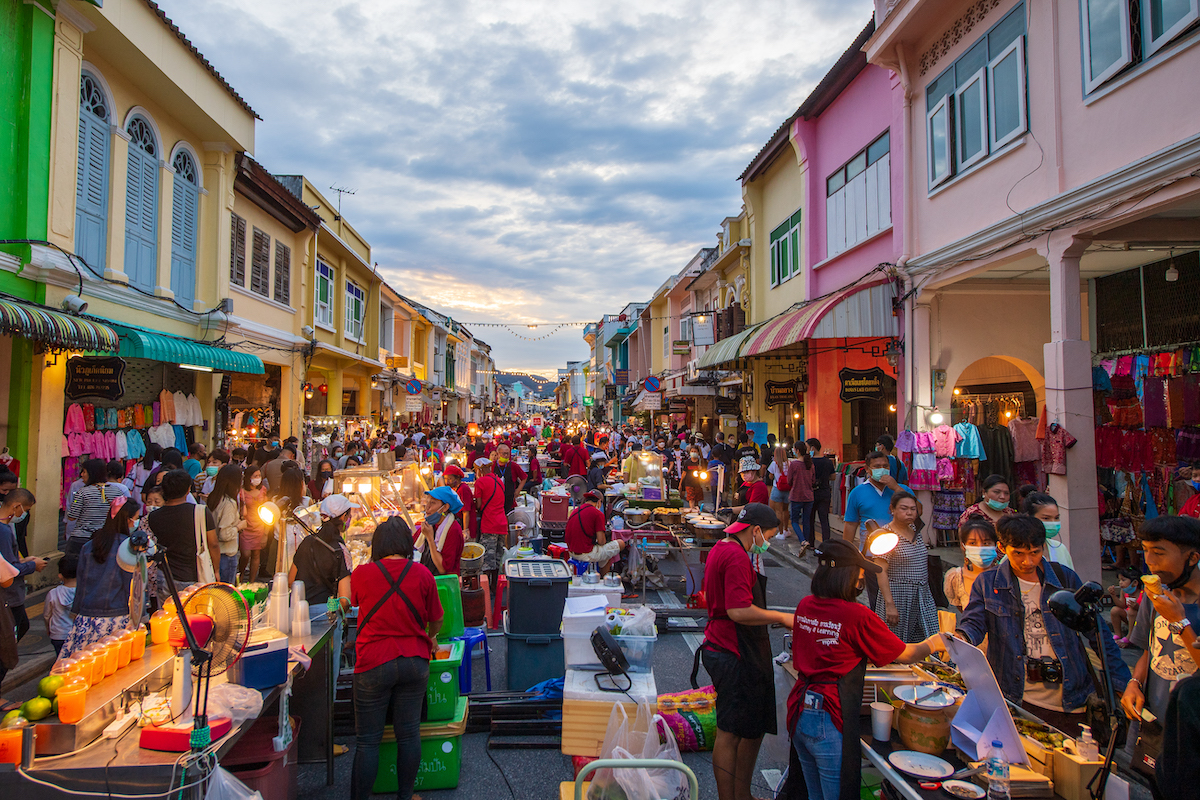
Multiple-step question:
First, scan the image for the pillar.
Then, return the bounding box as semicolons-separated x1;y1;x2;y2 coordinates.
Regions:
1042;236;1100;580
104;126;131;283
31;348;67;559
325;368;343;417
47;8;90;251
154;164;175;300
200;145;232;310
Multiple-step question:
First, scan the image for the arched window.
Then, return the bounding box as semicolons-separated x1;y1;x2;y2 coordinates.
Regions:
124;115;158;290
170;149;199;309
75;72;110;271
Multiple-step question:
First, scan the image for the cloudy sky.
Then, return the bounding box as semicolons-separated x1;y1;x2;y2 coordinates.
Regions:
158;0;872;375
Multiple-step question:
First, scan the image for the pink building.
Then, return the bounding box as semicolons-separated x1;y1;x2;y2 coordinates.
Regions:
869;0;1200;578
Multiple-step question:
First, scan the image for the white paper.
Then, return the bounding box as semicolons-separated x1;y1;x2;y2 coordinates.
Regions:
1103;773;1129;800
944;635;1028;766
564;595;609;616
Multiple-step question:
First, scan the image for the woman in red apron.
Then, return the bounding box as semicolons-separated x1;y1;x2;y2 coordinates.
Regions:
693;503;794;800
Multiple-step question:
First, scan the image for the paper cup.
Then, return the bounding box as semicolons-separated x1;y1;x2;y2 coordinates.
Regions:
870;701;894;741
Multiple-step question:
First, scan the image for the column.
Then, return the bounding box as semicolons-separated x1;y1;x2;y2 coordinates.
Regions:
47;8;90;250
325;368;343;417
1042;236;1100;580
104;126;131;283
154;163;175;300
200;145;232;310
31;345;67;560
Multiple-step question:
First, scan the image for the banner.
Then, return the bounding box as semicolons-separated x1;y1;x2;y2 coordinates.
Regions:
838;367;887;402
66;356;126;401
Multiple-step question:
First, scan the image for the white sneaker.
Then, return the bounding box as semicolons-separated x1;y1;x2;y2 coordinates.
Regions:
773;533;786;540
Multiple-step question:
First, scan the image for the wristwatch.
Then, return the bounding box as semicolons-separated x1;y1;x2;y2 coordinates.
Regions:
1168;618;1192;636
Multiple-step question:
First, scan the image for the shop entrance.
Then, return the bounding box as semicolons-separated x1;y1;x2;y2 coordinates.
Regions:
776;401;804;445
846;374;896;461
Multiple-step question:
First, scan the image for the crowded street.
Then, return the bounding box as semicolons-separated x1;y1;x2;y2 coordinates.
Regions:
3;0;1200;799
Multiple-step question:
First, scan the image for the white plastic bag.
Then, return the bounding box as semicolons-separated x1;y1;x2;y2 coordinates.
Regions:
607;605;656;637
206;683;264;724
205;766;262;800
588;703;689;800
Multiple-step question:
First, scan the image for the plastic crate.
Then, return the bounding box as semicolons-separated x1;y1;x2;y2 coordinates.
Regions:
539;494;571;524
374;696;468;794
435;573;464;642
222;716;299;800
504;559;571;635
504;610;565;691
425;640;464;722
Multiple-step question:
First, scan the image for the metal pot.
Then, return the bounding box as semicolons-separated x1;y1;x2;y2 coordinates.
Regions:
692;517;726;540
624;508;652;526
461;542;485;574
655;508;683;526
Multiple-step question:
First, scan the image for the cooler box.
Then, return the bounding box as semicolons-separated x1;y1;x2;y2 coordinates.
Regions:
425;640;464;722
539;494;570;530
504;611;565;691
563;596;608;669
505;559;571;635
435;573;465;642
226;627;289;690
374;696;468;793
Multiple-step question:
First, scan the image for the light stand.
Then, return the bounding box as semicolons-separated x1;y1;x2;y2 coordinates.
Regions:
1048;581;1128;800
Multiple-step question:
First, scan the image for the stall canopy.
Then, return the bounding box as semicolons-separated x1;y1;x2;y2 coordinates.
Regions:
110;323;265;374
696;322;762;369
735;280;899;358
0;298;119;352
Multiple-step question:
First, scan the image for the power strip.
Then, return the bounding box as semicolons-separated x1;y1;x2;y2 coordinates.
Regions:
103;705;141;738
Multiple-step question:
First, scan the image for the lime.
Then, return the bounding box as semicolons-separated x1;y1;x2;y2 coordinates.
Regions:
22;697;52;721
51;698;58;716
1;710;22;726
38;675;64;699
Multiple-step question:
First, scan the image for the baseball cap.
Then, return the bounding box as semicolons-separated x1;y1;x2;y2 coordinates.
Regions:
583;489;603;503
725;502;778;534
475;457;492;467
320;494;360;518
815;538;882;574
591;451;607;461
443;464;465;479
425;486;464;514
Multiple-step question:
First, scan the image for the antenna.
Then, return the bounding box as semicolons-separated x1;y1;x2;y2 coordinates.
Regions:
329;185;357;220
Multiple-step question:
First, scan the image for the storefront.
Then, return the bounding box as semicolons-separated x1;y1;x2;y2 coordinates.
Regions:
225;364;284;454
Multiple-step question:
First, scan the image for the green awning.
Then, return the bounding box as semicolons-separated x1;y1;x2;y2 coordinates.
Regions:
696;321;763;369
110;324;264;374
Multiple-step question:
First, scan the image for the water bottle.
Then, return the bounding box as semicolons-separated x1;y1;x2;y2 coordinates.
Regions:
986;739;1010;800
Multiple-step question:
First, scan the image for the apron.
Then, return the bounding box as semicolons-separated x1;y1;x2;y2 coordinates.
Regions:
499;464;519;512
789;660;868;800
416;515;455;575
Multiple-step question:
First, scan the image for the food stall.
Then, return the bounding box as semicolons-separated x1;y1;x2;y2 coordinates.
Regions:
335;463;430;569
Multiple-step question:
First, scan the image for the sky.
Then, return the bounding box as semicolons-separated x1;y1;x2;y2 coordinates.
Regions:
157;0;874;376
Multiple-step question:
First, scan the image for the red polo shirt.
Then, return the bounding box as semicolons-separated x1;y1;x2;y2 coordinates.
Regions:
565;503;607;555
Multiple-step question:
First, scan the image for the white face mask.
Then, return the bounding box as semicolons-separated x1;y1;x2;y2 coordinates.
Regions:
251;476;262;487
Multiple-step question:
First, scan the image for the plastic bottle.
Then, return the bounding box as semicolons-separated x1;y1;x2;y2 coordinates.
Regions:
1077;726;1100;761
986;739;1010;800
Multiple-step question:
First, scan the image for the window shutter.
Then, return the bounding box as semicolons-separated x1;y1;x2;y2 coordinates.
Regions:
74;113;109;271
250;227;270;296
229;214;246;286
170;176;198;310
274;241;291;304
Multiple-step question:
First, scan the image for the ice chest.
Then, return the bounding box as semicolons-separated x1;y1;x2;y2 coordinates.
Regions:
564;630;657;672
226;627;288;689
374;696;468;793
425;640;464;722
504;610;565;690
505;558;571;634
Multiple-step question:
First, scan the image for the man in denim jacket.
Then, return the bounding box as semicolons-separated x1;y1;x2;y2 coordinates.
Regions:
957;515;1130;733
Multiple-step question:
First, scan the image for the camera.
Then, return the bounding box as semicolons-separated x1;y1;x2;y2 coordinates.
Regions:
1025;656;1063;684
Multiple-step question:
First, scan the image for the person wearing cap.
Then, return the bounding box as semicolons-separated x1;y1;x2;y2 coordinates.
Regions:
732;455;770;511
416;487;465;576
693;502;792;800
787;539;946;800
473;458;508;591
441;464;474;535
586;450;609;493
288;494;356;610
565;489;627;569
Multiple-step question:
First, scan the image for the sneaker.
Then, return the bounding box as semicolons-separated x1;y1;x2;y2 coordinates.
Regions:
773;533;787;540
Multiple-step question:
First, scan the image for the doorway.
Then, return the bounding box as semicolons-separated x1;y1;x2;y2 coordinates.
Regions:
846;374;896;461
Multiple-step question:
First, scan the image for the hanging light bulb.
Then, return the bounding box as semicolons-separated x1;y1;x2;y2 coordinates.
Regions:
928;407;944;425
1166;251;1179;282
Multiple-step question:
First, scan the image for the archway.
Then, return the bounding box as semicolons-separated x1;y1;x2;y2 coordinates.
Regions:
949;355;1044;424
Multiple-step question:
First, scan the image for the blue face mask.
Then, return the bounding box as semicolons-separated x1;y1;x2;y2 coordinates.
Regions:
749;531;770;555
964;545;998;568
985;498;1008;511
426;511;444;526
871;468;889;482
1042;520;1061;537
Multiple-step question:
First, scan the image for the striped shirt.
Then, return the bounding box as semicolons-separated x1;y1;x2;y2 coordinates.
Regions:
66;484;117;539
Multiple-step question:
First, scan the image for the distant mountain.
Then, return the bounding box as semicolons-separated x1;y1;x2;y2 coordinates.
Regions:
495;372;554;397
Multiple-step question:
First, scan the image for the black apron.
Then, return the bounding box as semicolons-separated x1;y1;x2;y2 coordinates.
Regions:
789;660;868;800
498;464;519;512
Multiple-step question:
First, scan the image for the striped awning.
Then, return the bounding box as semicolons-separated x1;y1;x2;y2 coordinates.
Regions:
739;279;896;357
696;322;763;368
110;324;265;374
739;302;826;357
0;298;119;352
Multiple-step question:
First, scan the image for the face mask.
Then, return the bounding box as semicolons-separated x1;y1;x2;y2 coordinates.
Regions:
205;466;220;477
690;454;699;461
251;476;262;487
270;442;279;449
1192;480;1200;491
749;530;771;555
964;545;999;568
1122;584;1137;594
426;511;444;526
985;498;1008;511
319;470;332;479
1042;520;1061;537
497;456;509;465
1167;552;1200;591
871;468;889;481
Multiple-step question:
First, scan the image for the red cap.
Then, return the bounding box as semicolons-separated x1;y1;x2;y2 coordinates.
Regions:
443;464;465;479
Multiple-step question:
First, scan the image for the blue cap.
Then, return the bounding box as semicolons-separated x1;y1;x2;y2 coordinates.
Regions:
425;485;463;514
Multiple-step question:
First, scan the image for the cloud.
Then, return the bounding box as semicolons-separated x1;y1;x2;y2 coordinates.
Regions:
156;0;873;369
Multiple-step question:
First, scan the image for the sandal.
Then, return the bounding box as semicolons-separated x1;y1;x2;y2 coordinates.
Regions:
333;743;349;757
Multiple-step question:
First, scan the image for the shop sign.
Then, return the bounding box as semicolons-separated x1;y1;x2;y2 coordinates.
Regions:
66;356;126;401
668;397;690;411
605;385;618;400
583;396;594;407
839;367;887;402
715;396;739;414
763;379;802;408
672;340;691;355
614;369;629;386
691;314;715;346
642;393;662;410
406;397;423;411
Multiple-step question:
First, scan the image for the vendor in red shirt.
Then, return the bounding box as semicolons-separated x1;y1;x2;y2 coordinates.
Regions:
493;443;528;512
565;489;627;570
787;538;944;800
563;436;588;477
1181;469;1200;518
416;486;465;576
442;464;474;536
350;517;443;800
474;458;508;592
695;503;793;800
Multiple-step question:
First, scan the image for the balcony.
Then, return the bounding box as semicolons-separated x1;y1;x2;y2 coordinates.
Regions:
601;314;635;347
583;322;599;345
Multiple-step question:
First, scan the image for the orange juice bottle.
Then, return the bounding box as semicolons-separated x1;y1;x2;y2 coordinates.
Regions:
56;684;87;725
115;633;133;669
150;610;171;644
130;627;147;660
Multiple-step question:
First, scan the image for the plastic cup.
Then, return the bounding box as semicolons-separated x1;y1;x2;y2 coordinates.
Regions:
84;650;105;685
50;658;78;679
870;701;894;741
100;643;119;677
130;627;147;660
115;633;133;668
69;659;92;688
0;727;22;764
150;610;171;644
57;684;87;725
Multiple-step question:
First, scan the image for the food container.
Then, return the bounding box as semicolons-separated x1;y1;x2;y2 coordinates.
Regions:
460;542;484;574
692;517;726;541
374;697;468;793
654;508;683;526
893;682;962;755
504;559;571;635
623;508;652;526
425;641;464;722
226;628;289;690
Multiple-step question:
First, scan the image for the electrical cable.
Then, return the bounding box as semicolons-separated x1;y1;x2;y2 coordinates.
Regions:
485;743;518;798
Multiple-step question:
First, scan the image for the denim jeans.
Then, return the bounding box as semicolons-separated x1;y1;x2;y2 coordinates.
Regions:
789;501;814;545
791;708;842;800
352;655;429;800
219;554;238;584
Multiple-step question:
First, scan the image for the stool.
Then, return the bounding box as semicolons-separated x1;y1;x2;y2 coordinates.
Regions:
567;558;589;576
452;626;492;692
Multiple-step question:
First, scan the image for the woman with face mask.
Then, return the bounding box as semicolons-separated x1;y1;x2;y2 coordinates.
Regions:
238;466;269;582
871;492;940;643
415;487;465;576
309;459;337;501
61;497;141;658
289;494;355;608
957;474;1015;528
680;446;707;511
943;516;998;611
1021;492;1074;570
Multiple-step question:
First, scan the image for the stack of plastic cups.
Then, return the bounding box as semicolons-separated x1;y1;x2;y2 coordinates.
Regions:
291;581;311;637
269;575;291;635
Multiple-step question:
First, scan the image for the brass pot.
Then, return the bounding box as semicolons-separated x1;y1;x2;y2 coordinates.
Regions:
896;703;952;755
624;508;652;526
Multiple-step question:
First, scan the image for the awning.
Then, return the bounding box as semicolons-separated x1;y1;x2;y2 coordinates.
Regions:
0;298;119;352
696;322;762;369
110;324;264;374
740;279;897;357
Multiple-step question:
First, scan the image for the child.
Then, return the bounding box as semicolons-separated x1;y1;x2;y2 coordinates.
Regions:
1107;566;1141;647
44;556;77;657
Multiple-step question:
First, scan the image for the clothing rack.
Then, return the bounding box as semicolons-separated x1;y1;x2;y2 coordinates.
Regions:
951;392;1029;427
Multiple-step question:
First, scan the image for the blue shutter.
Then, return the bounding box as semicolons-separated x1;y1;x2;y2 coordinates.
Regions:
74;112;109;271
124;117;158;291
170;172;198;310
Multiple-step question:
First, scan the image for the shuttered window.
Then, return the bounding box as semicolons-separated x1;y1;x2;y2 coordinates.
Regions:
170;150;199;310
314;260;334;327
250;228;271;296
345;280;365;340
123;116;158;291
273;241;291;305
229;214;247;286
75;73;110;272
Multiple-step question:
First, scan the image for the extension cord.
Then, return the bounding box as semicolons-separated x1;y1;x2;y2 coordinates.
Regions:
103;705;140;738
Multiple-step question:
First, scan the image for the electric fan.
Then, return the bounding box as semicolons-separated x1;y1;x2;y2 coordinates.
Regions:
140;583;251;753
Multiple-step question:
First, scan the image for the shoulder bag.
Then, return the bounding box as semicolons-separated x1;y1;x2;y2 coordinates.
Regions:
194;503;217;584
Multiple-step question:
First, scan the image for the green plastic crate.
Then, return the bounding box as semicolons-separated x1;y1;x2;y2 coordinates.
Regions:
373;696;468;793
425;640;463;722
435;574;464;642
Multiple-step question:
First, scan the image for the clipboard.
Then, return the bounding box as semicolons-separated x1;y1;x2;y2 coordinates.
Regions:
943;635;1029;766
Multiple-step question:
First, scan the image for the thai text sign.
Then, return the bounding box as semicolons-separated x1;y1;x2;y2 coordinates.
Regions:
66;357;126;401
839;367;887;402
763;379;800;408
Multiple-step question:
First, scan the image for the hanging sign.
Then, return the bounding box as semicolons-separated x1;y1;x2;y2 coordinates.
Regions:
65;356;126;401
643;375;661;393
583;396;594;407
642;393;662;410
672;340;691;355
605;385;618;400
405;378;422;395
614;369;629;386
764;379;800;408
691;314;715;346
406;397;423;411
839;367;887;402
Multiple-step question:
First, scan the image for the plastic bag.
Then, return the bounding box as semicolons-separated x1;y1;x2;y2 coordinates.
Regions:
205;766;262;800
761;653;797;765
606;605;656;637
206;683;264;724
587;703;689;800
